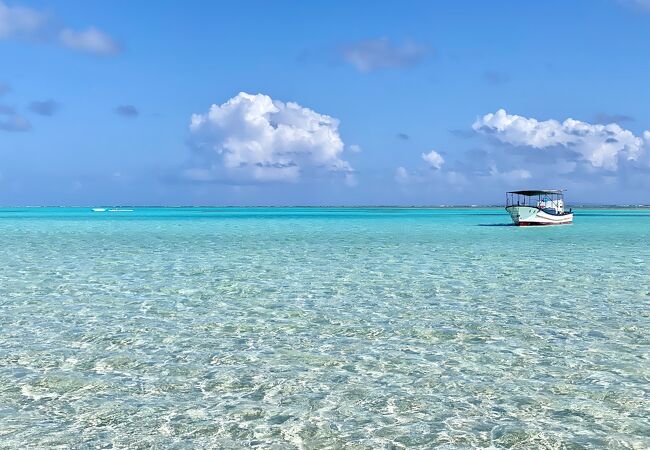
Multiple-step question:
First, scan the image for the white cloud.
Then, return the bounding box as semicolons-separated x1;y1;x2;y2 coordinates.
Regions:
422;149;444;169
59;27;120;55
187;92;352;183
489;165;531;184
341;38;433;72
394;150;445;186
348;144;362;153
393;164;469;189
473;109;647;170
0;1;46;39
0;1;119;55
395;166;410;183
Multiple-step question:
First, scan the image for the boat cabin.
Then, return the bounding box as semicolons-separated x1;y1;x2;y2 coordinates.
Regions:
506;190;570;215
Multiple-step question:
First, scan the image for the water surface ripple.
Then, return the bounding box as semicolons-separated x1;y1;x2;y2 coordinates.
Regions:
0;208;648;448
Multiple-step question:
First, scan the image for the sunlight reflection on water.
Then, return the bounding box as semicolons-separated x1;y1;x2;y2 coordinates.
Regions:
0;208;648;448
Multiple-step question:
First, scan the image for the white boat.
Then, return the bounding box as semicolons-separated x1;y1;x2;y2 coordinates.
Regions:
506;190;573;226
91;208;107;212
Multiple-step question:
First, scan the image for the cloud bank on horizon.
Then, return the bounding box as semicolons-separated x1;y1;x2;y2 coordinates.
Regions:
393;108;650;194
473;109;648;171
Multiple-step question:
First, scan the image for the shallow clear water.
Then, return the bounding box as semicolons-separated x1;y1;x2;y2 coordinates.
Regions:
0;207;648;449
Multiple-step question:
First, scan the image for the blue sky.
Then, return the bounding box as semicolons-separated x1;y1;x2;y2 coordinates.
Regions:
2;0;650;205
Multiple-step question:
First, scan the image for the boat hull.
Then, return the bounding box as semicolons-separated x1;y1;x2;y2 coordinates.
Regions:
506;206;573;226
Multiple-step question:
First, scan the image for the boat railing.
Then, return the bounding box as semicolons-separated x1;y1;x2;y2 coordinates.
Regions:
505;192;565;210
506;203;572;215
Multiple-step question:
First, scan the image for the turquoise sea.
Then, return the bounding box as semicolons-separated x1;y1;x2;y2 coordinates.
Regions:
0;207;648;449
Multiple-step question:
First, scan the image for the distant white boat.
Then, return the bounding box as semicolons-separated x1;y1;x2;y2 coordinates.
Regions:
92;208;107;212
506;190;573;226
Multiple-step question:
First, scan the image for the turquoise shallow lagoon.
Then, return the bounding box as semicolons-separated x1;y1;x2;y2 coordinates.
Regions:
0;207;649;448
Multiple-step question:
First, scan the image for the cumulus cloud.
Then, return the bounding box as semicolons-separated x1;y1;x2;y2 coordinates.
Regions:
340;38;433;72
186;92;353;183
0;1;120;55
395;150;448;186
472;109;647;170
395;166;410;183
28;99;58;116
422;150;445;169
115;105;138;117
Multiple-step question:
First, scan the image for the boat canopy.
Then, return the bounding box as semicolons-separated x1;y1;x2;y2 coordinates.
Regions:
507;189;564;196
506;189;568;212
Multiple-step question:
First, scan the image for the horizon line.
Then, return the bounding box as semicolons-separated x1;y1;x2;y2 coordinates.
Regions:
1;204;650;209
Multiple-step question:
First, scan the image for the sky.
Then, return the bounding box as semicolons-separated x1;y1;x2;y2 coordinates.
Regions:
1;0;650;206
